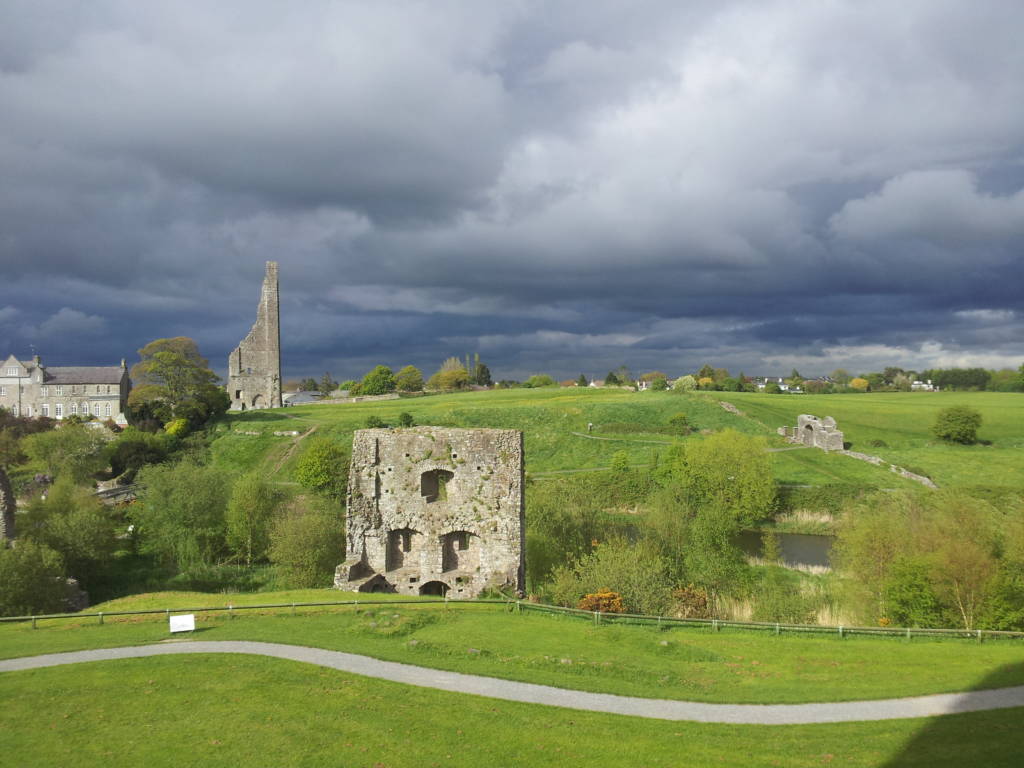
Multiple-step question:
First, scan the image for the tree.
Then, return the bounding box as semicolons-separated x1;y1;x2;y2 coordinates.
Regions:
697;364;714;380
830;368;851;386
0;540;66;617
932;405;982;444
473;362;492;387
524;374;556;388
672;375;697;391
0;429;26;469
360;365;396;396
21;424;109;484
577;374;588;387
133;461;232;571
427;368;470;390
849;377;869;391
294;437;349;500
650;377;669;391
106;428;172;480
395;365;424;392
128;338;226;427
269;497;345;588
318;372;336;396
604;371;620;386
21;477;115;588
299;377;319;392
338;380;360;395
659;430;776;528
226;472;281;566
397;412;414;427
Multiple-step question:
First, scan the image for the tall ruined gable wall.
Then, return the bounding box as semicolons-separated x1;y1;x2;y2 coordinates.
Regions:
228;261;282;410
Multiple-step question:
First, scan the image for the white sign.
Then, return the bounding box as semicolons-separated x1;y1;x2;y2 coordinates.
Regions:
169;614;196;633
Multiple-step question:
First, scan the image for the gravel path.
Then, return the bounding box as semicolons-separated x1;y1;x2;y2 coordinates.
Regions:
3;641;1023;724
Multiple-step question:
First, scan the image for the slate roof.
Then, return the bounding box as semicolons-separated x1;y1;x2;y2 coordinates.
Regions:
44;366;125;385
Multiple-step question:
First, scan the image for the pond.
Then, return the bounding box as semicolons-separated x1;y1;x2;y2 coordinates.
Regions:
737;530;834;571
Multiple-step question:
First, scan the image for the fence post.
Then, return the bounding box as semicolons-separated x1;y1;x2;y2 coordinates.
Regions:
98;612;104;626
906;626;911;642
228;605;234;620
838;624;843;639
978;629;983;644
32;616;36;629
516;600;521;615
713;619;719;632
291;602;296;615
775;622;780;636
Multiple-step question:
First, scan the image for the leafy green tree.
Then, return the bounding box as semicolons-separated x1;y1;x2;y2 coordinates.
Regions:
473;362;492;387
133;461;232;570
270;498;345;588
395;365;424;392
932;405;983;444
672;375;697;391
549;537;674;616
128;337;226;427
882;555;945;627
0;540;66;617
683;504;749;614
0;429;26;469
427;365;470;390
603;371;620;386
338;380;360;394
294;437;349;500
576;374;588;387
697;364;714;380
226;472;282;566
21;424;109;483
319;372;337;396
524;374;556;388
360;365;396;396
21;478;115;588
299;377;319;392
660;430;776;528
650;377;669;391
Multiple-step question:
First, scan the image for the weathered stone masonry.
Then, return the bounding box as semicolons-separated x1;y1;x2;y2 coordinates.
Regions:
779;414;845;452
228;261;282;410
335;427;525;599
0;467;15;541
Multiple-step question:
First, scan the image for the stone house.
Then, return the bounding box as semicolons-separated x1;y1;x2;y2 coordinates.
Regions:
0;354;130;424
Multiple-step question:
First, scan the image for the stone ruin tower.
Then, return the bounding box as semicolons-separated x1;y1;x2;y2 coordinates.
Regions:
0;467;15;541
778;414;845;452
228;261;282;410
336;427;525;599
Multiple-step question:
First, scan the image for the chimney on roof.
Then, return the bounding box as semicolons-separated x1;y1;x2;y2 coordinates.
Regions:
32;355;41;366
120;358;126;369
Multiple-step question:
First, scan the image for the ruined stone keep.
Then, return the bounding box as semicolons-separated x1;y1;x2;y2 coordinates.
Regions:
336;427;525;598
779;414;845;452
228;261;282;410
0;467;15;541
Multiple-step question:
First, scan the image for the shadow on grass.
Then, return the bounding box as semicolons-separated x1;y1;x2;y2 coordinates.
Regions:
881;662;1024;767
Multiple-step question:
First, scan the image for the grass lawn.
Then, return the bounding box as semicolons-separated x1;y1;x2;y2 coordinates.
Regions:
4;591;1024;705
2;654;1023;768
208;387;933;488
717;391;1024;488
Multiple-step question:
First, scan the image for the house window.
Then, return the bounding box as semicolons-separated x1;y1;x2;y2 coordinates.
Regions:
11;405;18;416
55;404;63;419
93;403;101;416
56;385;63;396
104;403;111;417
0;386;5;397
40;386;47;396
41;404;49;417
25;405;32;417
6;367;17;376
71;385;78;394
70;403;77;415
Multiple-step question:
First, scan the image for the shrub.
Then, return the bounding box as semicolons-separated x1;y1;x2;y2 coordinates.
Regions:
667;413;690;434
164;418;190;438
849;377;869;391
397;412;414;427
932;405;982;444
365;415;386;428
672;375;697;391
578;589;624;613
269;498;345;588
0;540;66;617
524;374;556;388
294;437;349;500
672;585;712;618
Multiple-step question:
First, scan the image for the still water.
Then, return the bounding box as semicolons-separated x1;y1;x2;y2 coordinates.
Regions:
737;530;834;570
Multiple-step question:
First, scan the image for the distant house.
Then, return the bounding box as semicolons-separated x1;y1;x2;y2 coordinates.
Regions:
911;379;937;391
0;354;130;424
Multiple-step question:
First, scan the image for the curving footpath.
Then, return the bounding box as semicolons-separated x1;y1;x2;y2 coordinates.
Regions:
3;641;1023;725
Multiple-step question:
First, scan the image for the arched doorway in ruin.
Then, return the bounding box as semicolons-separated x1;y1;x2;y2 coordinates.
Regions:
252;394;265;409
802;423;816;446
418;581;450;597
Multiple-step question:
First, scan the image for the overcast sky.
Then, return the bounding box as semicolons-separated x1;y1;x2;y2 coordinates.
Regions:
1;1;1022;382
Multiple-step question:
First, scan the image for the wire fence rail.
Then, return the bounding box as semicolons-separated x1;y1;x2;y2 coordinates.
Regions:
3;596;1023;643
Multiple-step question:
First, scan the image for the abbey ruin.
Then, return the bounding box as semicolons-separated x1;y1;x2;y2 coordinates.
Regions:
335;427;525;598
228;261;282;410
779;414;845;452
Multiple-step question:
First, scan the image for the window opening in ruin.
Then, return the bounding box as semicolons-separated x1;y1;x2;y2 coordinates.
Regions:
802;423;815;446
418;581;449;597
235;390;242;399
420;469;453;503
386;528;419;571
442;530;476;572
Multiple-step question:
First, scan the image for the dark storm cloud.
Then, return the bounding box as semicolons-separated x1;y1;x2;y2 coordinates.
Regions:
1;0;1023;381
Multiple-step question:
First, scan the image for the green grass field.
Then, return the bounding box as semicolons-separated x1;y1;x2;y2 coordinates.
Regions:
714;391;1024;488
209;386;1024;489
3;595;1024;767
4;590;1024;705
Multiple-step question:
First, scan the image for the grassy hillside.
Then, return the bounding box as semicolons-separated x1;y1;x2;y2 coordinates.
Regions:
716;391;1024;488
208;387;936;488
